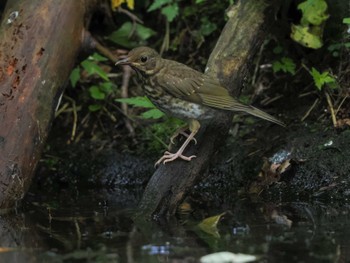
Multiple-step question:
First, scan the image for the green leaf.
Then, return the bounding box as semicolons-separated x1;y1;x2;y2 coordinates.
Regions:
310;67;336;90
99;82;114;94
89;86;105;100
200;18;217;36
91;53;108;62
147;0;171;12
298;0;329;26
343;18;350;25
135;23;157;40
195;0;206;3
273;45;284;54
198;213;225;238
141;109;165;119
272;57;296;75
108;22;156;48
81;60;109;81
88;104;102;112
161;4;179;22
69;67;80;87
291;24;323;49
115;96;156;108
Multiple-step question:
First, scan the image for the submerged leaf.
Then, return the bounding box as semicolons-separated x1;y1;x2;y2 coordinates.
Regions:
198;213;225;238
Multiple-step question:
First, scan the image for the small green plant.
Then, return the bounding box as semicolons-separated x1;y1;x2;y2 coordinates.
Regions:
69;53;116;112
309;67;336;90
272;57;296;75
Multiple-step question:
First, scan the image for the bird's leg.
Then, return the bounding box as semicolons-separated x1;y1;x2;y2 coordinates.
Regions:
169;125;197;146
155;120;200;166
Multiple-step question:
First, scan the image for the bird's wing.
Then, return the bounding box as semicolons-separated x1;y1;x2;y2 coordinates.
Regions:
154;61;205;104
154;61;242;108
155;60;285;126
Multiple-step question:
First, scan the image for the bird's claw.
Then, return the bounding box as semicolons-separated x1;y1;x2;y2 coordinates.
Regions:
155;151;196;167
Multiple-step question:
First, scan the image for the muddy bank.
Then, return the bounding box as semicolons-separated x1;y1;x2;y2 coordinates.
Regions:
29;122;350;209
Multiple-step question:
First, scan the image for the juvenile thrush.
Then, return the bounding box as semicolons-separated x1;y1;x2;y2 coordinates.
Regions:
116;47;284;166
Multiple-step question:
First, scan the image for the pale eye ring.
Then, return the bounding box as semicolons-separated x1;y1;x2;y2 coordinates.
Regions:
140;55;148;63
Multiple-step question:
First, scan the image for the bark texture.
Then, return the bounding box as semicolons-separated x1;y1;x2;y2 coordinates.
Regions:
135;0;270;219
0;0;97;208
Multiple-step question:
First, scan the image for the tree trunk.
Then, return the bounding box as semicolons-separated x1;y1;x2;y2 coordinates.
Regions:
134;0;270;219
0;0;97;208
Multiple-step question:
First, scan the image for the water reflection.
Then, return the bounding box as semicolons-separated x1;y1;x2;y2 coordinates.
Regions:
0;191;348;263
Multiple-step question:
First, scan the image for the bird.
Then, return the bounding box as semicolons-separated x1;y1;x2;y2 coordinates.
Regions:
115;47;285;166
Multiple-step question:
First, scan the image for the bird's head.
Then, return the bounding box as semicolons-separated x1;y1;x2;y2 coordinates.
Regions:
115;47;160;75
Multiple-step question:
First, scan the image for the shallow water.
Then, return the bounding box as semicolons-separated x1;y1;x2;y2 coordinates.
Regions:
0;188;348;263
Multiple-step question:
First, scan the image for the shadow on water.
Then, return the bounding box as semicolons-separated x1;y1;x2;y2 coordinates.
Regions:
0;188;349;262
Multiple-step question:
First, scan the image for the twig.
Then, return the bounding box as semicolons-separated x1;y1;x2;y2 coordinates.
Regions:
160;20;170;55
118;7;143;24
252;39;269;87
335;95;348;115
121;65;136;137
74;219;82;249
93;38;118;62
301;98;319;122
116;7;143;38
325;91;337;127
64;96;78;141
260;94;284;106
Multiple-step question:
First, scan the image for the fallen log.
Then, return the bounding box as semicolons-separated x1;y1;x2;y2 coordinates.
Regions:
0;0;98;208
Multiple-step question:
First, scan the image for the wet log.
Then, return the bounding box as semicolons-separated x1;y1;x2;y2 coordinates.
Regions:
135;0;270;219
0;0;97;208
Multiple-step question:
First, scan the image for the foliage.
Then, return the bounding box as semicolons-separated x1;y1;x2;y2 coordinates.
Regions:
327;18;350;57
63;0;350;153
290;0;329;49
108;22;156;48
272;57;296;75
309;67;336;90
116;96;165;119
147;0;179;22
69;53;115;113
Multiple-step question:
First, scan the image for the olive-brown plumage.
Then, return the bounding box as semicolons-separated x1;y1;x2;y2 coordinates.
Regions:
116;47;284;165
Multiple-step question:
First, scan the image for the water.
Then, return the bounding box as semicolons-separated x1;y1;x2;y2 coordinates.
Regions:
0;188;348;263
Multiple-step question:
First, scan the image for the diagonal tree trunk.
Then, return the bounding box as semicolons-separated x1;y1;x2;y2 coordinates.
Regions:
134;0;270;219
0;0;98;208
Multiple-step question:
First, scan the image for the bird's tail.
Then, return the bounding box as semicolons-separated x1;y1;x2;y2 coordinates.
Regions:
240;105;285;127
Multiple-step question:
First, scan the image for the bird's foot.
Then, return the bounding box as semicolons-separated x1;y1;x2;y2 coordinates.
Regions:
155;151;196;167
170;127;197;145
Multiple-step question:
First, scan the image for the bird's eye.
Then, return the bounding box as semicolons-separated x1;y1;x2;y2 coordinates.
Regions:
140;55;148;63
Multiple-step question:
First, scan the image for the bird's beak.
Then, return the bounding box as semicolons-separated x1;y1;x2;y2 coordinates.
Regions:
115;57;130;66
